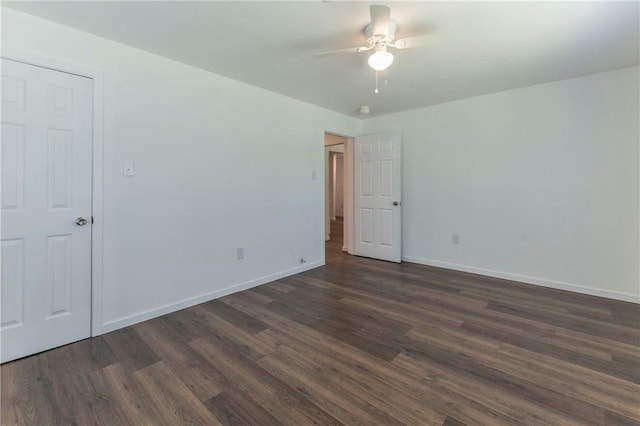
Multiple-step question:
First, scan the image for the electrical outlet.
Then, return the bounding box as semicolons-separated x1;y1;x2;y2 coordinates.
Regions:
451;234;460;245
237;248;244;260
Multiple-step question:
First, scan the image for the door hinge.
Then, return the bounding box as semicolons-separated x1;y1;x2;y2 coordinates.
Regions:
91;216;94;224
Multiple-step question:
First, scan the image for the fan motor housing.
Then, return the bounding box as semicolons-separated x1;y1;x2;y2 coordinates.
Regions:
364;21;397;47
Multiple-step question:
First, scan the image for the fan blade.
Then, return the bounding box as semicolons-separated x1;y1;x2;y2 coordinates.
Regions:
393;35;433;49
370;5;391;36
313;46;370;58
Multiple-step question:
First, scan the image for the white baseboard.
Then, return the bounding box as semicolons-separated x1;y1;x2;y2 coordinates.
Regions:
342;246;348;252
325;235;330;241
402;256;640;304
101;260;323;334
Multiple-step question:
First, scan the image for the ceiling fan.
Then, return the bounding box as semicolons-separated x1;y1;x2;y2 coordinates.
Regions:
314;5;429;73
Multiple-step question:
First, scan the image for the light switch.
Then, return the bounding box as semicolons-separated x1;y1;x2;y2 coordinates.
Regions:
123;160;135;177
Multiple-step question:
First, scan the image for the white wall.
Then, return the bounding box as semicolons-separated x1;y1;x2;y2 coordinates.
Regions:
363;67;640;302
2;8;359;331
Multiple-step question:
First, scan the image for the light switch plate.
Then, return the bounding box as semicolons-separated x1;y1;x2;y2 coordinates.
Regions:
123;160;135;177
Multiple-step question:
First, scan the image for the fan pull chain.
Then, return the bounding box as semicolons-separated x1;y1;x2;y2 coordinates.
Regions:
374;71;389;94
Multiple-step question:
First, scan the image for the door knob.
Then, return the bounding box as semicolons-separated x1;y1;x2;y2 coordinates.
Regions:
393;201;401;206
75;217;88;226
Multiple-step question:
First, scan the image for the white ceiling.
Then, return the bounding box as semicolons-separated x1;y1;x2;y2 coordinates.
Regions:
5;1;639;117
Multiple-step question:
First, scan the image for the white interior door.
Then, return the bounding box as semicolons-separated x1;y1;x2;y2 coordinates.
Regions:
354;132;401;262
1;59;93;363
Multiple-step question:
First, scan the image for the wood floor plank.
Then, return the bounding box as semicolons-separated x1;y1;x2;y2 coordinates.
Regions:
153;310;212;343
189;337;343;425
201;299;270;335
204;389;282;426
94;363;167;425
267;280;297;293
496;344;640;418
262;295;408;362
74;364;136;426
338;295;452;328
259;334;445;425
0;357;53;426
26;352;91;425
190;304;277;361
100;327;161;373
392;351;588;426
133;320;223;402
132;361;223;425
257;349;401;425
405;324;639;420
401;326;612;424
58;335;118;373
304;277;465;328
461;319;638;383
554;327;640;360
486;300;640;346
442;416;467;426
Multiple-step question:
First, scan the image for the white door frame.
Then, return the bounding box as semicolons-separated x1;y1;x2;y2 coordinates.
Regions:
1;49;105;337
344;136;354;254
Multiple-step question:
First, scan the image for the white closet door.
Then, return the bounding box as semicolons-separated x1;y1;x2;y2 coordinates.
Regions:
1;59;93;362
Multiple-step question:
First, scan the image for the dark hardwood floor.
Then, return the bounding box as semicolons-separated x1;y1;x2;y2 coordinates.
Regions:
2;217;639;425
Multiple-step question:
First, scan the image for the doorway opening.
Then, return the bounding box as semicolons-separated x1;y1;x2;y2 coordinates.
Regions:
323;131;402;264
324;132;353;260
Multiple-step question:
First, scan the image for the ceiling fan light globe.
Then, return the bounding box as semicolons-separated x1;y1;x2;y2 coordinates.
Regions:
368;50;394;71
